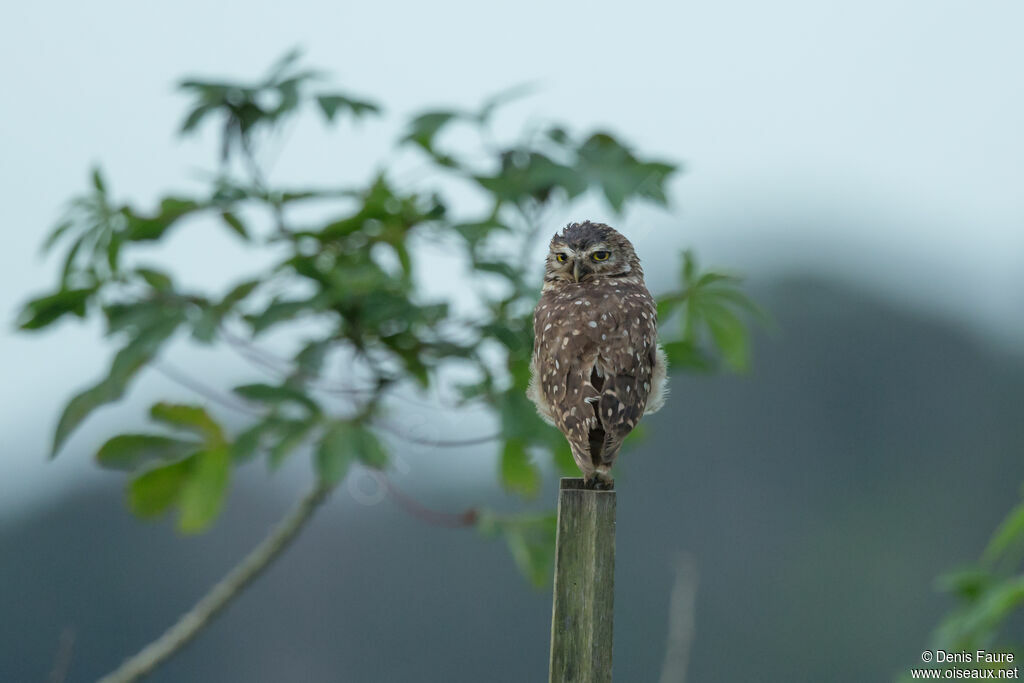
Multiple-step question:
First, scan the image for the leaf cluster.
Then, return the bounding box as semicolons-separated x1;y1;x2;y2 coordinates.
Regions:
18;52;762;580
933;490;1024;658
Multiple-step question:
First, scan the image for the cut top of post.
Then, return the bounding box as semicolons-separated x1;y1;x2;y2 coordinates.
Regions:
559;477;616;492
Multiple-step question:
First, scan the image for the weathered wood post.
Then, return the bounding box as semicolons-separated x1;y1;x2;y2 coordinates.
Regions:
548;478;616;682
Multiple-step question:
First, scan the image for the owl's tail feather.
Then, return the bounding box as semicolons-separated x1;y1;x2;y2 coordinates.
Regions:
587;427;605;463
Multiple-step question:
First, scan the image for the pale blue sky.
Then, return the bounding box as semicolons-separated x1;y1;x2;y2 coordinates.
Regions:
2;0;1022;512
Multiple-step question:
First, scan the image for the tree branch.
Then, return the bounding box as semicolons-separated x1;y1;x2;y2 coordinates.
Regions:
153;361;264;417
382;475;478;528
98;482;332;683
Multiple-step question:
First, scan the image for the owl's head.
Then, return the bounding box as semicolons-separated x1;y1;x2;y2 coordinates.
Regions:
544;221;642;284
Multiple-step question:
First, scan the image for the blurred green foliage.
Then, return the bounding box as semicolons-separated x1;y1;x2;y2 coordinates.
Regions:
932;490;1024;660
18;51;761;587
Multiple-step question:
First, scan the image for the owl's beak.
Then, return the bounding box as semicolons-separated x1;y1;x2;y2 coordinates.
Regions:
572;259;591;282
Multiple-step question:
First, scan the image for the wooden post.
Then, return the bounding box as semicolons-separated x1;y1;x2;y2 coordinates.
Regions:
548;478;616;682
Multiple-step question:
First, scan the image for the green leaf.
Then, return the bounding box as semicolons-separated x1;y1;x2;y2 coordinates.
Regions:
316;93;381;122
476;82;537;122
128;456;194;518
42;219;75;254
150;403;225;446
177;447;231;533
497;389;543;442
682;250;697;283
233;383;320;414
246;297;315;335
179;102;218;134
293;339;333;376
701;302;750;372
316;421;356;486
352;423;388;469
123;197;204;242
937;568;994;601
96;434;198;471
402;110;459;152
220;211;248;239
135;268;173;291
575;132;677;211
474;152;585;205
488;513;556;588
91;167;107;193
52;315;182;456
220;279;261;309
983;502;1024;565
19;288;95;330
230;421;271;462
268;418;317;469
500;438;541;498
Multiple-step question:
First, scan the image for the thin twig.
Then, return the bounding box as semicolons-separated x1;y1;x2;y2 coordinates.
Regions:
382;476;478;528
97;482;332;683
153;362;263;417
218;326;297;378
218;324;484;412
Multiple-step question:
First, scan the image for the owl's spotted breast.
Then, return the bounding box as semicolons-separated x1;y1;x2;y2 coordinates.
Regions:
528;276;664;484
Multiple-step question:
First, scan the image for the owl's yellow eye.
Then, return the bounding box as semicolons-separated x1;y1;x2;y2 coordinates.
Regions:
592;251;611;261
555;253;567;262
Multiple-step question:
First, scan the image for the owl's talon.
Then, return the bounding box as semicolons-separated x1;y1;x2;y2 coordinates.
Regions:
584;472;615;490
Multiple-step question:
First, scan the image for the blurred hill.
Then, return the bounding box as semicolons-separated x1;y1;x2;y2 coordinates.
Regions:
2;276;1022;682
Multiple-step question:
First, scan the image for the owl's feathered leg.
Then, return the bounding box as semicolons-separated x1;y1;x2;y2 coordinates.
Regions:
585;427;616;490
569;442;596;484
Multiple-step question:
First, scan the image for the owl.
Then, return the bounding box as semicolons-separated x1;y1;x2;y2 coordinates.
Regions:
527;221;668;489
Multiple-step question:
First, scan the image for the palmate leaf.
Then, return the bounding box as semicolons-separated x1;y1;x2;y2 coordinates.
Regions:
657;250;765;373
574;132;677;211
127;446;231;533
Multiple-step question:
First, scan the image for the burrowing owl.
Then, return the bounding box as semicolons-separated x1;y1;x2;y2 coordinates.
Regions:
527;221;668;489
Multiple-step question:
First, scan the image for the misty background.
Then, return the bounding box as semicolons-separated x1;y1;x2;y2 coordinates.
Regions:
2;1;1022;681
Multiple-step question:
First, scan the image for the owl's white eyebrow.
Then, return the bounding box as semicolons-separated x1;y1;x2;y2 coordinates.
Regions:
584;243;610;253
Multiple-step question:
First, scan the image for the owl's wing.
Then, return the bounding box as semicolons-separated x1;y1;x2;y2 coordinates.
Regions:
530;289;603;453
591;285;660;466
